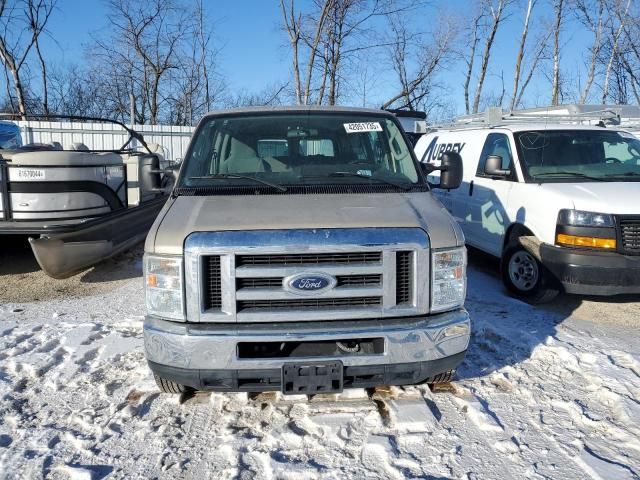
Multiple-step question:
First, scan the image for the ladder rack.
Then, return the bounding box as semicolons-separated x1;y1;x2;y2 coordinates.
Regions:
428;104;640;132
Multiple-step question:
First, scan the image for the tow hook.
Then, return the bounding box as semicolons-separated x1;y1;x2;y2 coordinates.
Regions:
337;340;361;353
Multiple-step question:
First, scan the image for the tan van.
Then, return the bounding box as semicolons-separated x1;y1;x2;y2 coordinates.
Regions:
143;106;470;395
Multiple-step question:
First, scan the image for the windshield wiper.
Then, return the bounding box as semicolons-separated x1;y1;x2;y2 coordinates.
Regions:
603;172;640;178
532;171;606;181
328;171;413;191
188;174;287;192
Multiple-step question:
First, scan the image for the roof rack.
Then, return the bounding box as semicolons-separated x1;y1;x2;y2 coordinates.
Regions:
430;104;640;131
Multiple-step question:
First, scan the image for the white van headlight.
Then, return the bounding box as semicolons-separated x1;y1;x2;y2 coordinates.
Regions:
144;254;185;320
557;209;614;227
431;247;467;313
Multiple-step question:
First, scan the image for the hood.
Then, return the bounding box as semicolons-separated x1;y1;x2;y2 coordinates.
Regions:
540;182;640;215
148;192;462;254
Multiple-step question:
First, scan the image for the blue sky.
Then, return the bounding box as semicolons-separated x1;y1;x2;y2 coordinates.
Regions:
44;0;287;92
41;0;592;116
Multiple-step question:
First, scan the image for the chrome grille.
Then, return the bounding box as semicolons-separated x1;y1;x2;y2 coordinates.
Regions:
185;229;431;323
619;220;640;254
204;256;222;310
238;297;382;312
336;274;381;287
396;251;413;305
237;274;382;290
236;252;381;266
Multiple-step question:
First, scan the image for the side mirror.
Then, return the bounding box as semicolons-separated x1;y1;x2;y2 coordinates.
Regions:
140;154;162;192
438;152;463;189
162;166;178;178
485;155;510;177
419;162;436;175
150;165;179;192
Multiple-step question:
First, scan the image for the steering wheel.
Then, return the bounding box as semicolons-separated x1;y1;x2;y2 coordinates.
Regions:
605;157;622;164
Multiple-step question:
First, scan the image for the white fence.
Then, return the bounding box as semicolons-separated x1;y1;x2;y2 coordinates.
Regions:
16;121;195;161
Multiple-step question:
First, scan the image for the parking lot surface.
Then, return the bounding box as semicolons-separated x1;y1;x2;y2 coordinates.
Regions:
1;241;639;479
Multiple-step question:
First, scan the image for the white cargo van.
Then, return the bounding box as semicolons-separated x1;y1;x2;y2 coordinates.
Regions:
415;107;640;302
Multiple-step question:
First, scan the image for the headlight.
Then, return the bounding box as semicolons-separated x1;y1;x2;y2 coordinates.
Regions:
557;209;613;227
144;254;185;320
431;247;466;313
556;209;616;249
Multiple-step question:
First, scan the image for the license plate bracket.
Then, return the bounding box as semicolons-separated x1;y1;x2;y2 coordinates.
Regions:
282;361;343;395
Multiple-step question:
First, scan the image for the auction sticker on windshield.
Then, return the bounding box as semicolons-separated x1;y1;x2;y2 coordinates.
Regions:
13;168;45;180
344;122;383;133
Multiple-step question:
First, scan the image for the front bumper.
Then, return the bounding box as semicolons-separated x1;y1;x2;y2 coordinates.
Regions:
540;243;640;295
144;309;470;391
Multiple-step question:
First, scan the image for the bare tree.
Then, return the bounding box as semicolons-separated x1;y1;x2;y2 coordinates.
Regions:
280;0;415;106
166;0;225;125
0;0;55;117
575;0;606;103
510;0;536;110
320;0;413;105
279;0;304;104
472;0;511;114
619;12;640;104
462;9;483;114
601;0;631;103
550;0;565;105
225;82;290;108
94;0;192;124
513;31;550;108
381;14;453;110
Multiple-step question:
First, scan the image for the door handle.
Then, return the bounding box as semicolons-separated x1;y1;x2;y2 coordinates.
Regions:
468;180;474;196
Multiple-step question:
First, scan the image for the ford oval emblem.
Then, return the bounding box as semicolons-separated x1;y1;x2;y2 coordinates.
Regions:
285;273;336;295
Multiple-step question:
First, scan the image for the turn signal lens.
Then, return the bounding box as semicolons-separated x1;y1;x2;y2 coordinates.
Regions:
556;234;616;249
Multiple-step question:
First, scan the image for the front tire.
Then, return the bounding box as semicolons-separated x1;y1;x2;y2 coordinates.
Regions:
501;244;559;304
426;370;455;385
154;374;193;394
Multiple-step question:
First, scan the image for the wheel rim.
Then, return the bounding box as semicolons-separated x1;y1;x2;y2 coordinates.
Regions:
508;251;539;292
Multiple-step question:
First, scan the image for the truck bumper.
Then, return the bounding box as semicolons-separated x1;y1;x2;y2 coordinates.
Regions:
144;309;470;392
540;243;640;296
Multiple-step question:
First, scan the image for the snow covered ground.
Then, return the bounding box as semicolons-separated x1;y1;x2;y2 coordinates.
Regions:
1;243;639;479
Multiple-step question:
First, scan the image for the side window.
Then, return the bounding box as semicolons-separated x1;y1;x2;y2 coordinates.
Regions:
477;133;514;177
603;141;634;163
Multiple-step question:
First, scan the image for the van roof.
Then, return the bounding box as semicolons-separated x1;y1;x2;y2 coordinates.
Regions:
202;105;394;119
430;123;637;134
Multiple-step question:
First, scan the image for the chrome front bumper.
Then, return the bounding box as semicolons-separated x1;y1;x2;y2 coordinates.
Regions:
144;308;471;371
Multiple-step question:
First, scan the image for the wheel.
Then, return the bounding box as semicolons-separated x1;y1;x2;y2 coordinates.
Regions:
153;374;192;394
426;370;455;385
501;244;559;304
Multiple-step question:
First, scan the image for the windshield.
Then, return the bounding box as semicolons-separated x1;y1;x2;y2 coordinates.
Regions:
178;113;421;191
514;129;640;182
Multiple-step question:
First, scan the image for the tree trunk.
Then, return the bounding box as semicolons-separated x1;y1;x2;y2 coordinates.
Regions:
551;0;564;106
303;0;332;105
602;0;631;104
510;0;534;111
579;0;604;103
515;36;547;108
0;40;28;118
35;40;49;114
279;0;303;104
464;16;481;115
472;0;506;114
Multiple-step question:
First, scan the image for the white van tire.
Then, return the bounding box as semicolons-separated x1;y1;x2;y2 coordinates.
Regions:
154;374;192;394
501;244;559;304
